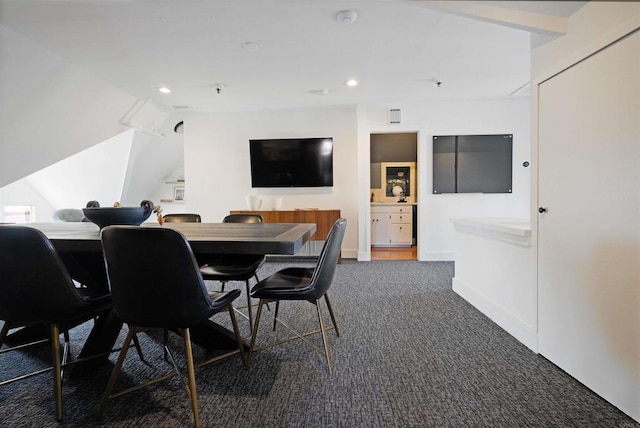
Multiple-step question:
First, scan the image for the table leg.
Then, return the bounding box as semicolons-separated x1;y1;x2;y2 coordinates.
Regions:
70;308;123;376
187;318;249;351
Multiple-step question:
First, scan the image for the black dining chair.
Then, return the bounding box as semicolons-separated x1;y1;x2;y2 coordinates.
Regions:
0;225;111;422
200;214;266;334
163;213;202;223
98;226;245;427
248;218;346;374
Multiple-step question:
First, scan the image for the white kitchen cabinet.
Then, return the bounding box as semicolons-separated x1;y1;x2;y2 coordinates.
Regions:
371;204;413;247
371;205;390;246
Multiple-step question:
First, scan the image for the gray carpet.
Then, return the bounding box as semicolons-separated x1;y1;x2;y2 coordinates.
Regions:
1;260;638;427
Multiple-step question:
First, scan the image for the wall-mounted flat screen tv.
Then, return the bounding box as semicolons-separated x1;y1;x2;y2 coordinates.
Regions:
249;137;333;187
433;134;512;194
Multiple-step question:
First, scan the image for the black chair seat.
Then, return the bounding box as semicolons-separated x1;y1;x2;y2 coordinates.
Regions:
207;289;242;311
250;267;316;299
200;255;265;280
75;288;112;304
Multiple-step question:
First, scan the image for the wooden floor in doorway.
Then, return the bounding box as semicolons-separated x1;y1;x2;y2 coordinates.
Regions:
371;246;417;260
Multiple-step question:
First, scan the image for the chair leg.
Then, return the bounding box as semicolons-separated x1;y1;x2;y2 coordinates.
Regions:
316;301;333;375
163;328;169;361
228;306;247;367
248;299;266;364
220;280;226;292
132;333;145;362
324;293;340;337
272;301;280;331
51;324;64;421
245;279;253;335
0;322;11;348
181;328;200;428
254;274;271;312
98;325;136;419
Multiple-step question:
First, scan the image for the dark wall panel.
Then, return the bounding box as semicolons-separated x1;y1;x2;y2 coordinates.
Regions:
433;134;512;194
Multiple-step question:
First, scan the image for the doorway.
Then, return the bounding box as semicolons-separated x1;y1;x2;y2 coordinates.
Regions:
369;132;418;260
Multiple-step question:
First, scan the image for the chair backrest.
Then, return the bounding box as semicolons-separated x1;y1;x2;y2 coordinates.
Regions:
223;214;264;224
53;208;85;222
100;226;214;329
307;218;347;299
163;213;202;223
0;226;87;323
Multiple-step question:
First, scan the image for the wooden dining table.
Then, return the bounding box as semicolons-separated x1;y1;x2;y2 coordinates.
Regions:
16;221;317;373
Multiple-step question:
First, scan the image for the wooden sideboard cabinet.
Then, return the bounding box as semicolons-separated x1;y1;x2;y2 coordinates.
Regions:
229;209;342;260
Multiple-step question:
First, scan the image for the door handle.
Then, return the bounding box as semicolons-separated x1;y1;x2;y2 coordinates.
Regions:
538;207;547;213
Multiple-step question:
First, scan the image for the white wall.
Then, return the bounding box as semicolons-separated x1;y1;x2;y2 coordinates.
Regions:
120;127;184;206
184;100;529;260
185;106;359;257
0;179;54;223
0;130;134;221
0;127;184;222
359;98;531;261
0;24;137;187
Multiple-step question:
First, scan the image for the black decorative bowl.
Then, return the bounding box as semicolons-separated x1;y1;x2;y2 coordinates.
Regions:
82;200;154;229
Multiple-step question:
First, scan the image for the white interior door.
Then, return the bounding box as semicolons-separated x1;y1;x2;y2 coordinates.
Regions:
538;31;640;420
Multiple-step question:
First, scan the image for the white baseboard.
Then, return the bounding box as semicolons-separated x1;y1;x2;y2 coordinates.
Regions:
453;277;538;352
422;251;455;261
342;249;358;259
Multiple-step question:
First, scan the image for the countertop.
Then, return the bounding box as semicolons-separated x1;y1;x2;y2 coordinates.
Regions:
370;202;417;206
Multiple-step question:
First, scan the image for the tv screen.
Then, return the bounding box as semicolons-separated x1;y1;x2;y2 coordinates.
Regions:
249;138;334;187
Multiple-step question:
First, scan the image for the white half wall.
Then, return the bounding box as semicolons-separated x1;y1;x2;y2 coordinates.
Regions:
359;99;531;261
184;106;358;257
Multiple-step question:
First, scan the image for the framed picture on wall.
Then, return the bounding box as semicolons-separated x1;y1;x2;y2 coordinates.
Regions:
173;186;185;202
379;162;416;203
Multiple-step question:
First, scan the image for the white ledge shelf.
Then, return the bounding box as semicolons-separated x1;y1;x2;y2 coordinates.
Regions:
451;217;531;246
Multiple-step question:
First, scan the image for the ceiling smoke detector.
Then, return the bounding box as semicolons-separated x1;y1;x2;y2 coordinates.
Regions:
336;10;357;24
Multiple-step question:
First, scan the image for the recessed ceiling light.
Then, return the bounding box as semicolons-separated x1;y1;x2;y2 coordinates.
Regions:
241;41;260;50
158;87;171;94
346;79;358;87
308;89;329;96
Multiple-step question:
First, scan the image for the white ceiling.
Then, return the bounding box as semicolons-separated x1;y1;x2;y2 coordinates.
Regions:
0;1;586;113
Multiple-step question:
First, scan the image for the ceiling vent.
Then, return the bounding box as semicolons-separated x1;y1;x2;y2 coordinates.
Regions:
388;109;401;125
